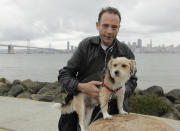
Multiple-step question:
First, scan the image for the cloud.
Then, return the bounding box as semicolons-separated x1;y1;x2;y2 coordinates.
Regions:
0;0;180;46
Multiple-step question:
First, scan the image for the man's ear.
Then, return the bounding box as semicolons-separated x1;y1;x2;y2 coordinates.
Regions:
96;22;99;31
129;60;136;76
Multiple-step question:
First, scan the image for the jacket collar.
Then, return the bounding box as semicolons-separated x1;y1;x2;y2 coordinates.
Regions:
90;36;117;46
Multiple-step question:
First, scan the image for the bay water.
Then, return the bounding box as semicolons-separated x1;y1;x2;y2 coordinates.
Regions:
0;53;179;93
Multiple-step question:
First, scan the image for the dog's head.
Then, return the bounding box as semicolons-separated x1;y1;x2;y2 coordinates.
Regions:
107;57;136;83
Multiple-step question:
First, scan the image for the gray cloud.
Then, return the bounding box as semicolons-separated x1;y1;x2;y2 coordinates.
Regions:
0;0;180;46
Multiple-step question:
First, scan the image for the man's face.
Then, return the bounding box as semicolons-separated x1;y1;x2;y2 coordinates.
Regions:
96;12;120;46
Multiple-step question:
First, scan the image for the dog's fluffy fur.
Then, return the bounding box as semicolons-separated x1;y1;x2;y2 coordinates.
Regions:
54;57;136;131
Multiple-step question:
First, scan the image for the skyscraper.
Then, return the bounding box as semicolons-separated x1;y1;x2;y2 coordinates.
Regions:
67;41;70;51
137;39;142;48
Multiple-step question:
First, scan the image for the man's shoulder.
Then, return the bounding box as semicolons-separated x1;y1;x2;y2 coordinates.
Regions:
115;39;135;59
79;36;100;46
116;39;130;50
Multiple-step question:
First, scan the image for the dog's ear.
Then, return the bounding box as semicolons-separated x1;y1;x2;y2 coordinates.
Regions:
107;58;114;70
129;60;136;76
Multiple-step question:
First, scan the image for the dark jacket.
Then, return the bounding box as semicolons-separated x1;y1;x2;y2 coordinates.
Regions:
58;36;137;131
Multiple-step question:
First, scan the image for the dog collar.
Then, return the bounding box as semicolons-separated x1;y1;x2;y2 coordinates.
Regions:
102;81;122;94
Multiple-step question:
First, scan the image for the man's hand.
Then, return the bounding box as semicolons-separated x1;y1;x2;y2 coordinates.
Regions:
77;81;102;99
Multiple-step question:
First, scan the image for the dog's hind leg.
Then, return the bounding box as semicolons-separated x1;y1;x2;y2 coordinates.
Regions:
74;94;85;131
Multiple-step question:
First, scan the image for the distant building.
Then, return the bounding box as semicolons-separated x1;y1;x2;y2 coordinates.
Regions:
71;45;74;51
137;39;142;48
67;41;70;51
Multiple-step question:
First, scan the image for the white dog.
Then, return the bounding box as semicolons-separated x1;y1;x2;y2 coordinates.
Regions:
54;57;136;131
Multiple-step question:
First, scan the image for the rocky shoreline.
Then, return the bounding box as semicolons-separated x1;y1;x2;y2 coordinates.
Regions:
0;77;180;121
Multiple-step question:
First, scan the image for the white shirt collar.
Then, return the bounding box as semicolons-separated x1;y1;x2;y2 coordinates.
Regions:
101;43;108;51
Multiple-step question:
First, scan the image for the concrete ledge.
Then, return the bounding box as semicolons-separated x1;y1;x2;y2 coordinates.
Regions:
0;128;14;131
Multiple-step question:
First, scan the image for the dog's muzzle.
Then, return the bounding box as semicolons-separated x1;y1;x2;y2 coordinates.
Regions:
114;70;120;76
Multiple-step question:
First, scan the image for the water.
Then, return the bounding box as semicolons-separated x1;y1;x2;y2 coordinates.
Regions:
0;53;180;93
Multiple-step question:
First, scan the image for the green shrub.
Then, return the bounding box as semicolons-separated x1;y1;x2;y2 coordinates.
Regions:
129;94;171;116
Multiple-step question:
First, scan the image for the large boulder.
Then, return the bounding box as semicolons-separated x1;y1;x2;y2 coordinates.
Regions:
166;89;180;103
162;107;180;120
17;91;32;99
31;82;65;103
143;86;164;96
0;83;11;96
86;114;175;131
8;84;24;97
21;79;45;94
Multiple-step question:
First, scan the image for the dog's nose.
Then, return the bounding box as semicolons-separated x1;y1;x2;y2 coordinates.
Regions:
114;70;120;76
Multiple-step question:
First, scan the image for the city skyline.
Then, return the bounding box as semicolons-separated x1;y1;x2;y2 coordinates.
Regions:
0;0;180;48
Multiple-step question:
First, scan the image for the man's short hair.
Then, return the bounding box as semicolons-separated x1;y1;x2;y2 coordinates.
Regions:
98;7;121;23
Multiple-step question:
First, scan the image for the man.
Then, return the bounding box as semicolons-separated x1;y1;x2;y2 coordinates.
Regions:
58;7;137;131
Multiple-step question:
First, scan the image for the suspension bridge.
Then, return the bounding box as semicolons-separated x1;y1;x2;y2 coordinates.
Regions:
0;43;65;54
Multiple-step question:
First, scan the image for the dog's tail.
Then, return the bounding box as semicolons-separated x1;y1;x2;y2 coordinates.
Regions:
53;101;74;114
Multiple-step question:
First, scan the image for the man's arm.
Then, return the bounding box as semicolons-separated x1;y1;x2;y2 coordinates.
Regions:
58;39;102;98
58;41;85;95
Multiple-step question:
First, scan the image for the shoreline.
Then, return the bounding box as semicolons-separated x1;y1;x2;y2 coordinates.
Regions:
0;77;180;121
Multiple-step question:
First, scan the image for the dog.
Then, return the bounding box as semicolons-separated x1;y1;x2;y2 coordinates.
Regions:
54;57;136;131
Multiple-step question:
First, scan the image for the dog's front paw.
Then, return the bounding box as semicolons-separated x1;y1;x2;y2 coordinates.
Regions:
119;110;128;114
103;112;113;119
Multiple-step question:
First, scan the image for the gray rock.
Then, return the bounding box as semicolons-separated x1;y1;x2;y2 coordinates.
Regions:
162;107;180;120
143;86;164;96
0;83;11;96
17;91;32;99
21;79;44;94
175;104;180;112
174;100;180;104
38;82;58;94
8;84;24;97
31;94;54;102
13;80;21;85
0;78;6;83
36;82;66;103
166;89;180;103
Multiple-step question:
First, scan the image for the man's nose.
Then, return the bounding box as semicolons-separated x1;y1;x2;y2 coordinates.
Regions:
106;27;113;33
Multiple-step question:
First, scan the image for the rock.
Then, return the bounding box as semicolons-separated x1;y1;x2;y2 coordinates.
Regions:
37;82;59;94
31;94;54;102
86;114;175;131
35;82;64;102
133;88;143;95
162;107;180;120
0;78;6;83
21;79;45;94
17;91;32;99
143;86;164;96
174;100;180;104
0;83;11;96
8;84;24;97
0;77;11;84
166;89;180;103
13;80;21;85
175;104;180;112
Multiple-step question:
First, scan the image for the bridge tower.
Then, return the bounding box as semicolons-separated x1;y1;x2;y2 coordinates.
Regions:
8;45;14;54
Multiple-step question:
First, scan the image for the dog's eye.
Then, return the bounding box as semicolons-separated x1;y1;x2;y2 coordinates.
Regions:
122;64;127;68
113;64;117;67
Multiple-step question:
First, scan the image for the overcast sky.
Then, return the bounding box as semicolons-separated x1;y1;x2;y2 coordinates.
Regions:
0;0;180;49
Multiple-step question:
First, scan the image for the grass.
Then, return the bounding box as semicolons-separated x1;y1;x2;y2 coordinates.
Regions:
129;94;171;116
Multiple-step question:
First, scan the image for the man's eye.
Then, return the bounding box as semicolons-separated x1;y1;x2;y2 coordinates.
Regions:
112;26;118;30
103;24;109;28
